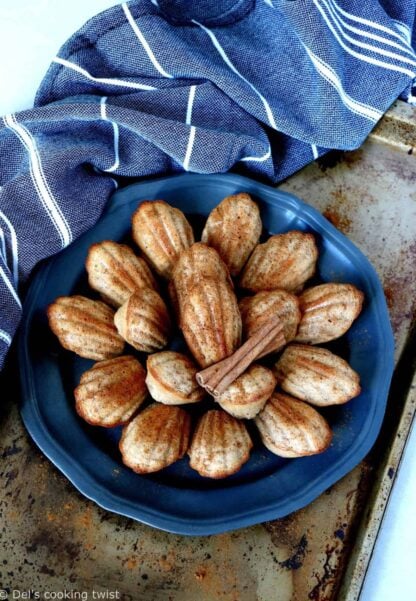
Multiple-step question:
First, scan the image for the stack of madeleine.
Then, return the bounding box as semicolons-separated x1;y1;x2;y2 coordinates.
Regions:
48;193;364;479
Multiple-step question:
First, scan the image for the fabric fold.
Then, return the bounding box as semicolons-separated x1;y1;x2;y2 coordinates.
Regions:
0;0;415;369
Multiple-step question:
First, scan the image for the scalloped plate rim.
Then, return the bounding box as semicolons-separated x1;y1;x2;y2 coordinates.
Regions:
18;172;394;535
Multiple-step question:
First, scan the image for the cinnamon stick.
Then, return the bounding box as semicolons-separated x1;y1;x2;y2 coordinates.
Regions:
260;336;286;358
196;315;285;397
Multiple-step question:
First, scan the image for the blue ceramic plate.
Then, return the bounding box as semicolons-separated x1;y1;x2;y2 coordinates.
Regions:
19;173;394;535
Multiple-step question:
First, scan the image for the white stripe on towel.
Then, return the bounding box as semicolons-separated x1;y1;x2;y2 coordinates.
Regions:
122;3;173;78
240;147;271;162
313;0;416;77
0;328;12;347
0;210;19;287
303;45;383;121
54;57;157;91
193;20;278;130
100;97;120;173
0;262;21;308
183;86;197;171
3;114;72;248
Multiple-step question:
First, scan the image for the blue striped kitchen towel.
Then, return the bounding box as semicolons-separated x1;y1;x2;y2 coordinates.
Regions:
0;0;415;369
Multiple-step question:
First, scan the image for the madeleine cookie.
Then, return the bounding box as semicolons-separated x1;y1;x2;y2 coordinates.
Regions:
86;240;158;307
146;351;204;405
47;295;124;360
132;200;194;279
255;392;332;457
181;277;242;368
201;193;262;276
188;410;252;479
240;231;318;293
75;355;147;427
172;243;232;325
216;364;276;419
114;288;171;353
274;344;361;406
119;404;191;473
239;289;300;356
295;283;364;344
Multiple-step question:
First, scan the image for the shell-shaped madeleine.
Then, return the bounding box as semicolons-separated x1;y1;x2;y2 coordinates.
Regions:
240;231;318;293
75;356;147;427
132;200;194;279
172;243;231;288
239;290;300;355
119;404;191;473
47;295;124;360
146;351;204;405
188;410;253;478
216;364;276;419
114;289;171;353
172;243;232;324
295;283;364;344
255;392;332;457
274;344;361;406
201;193;262;276
181;277;242;368
86;240;158;307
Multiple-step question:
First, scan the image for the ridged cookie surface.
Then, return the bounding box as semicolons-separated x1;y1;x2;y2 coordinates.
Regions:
75;355;147;427
47;295;124;360
181;277;242;368
188;410;252;478
119;404;191;473
240;231;318;293
295;283;364;344
201;193;262;276
239;289;300;356
114;289;171;353
132;200;194;279
274;344;361;406
172;243;232;325
255;392;332;457
86;240;158;307
216;364;276;419
146;351;204;405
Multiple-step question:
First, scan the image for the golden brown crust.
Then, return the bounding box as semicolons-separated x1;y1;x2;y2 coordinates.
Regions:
172;243;233;326
114;288;171;353
131;200;194;279
239;231;318;293
172;242;231;285
255;392;333;457
47;295;124;360
188;410;252;478
274;344;361;406
181;277;242;368
239;289;301;354
216;364;276;419
201;193;262;276
146;351;204;405
86;240;158;307
75;355;147;427
119;404;191;473
295;283;364;344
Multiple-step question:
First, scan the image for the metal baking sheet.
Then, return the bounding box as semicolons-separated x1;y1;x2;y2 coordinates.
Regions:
0;99;415;600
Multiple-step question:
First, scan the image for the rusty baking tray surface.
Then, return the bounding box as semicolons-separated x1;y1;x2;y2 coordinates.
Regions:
17;173;394;535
